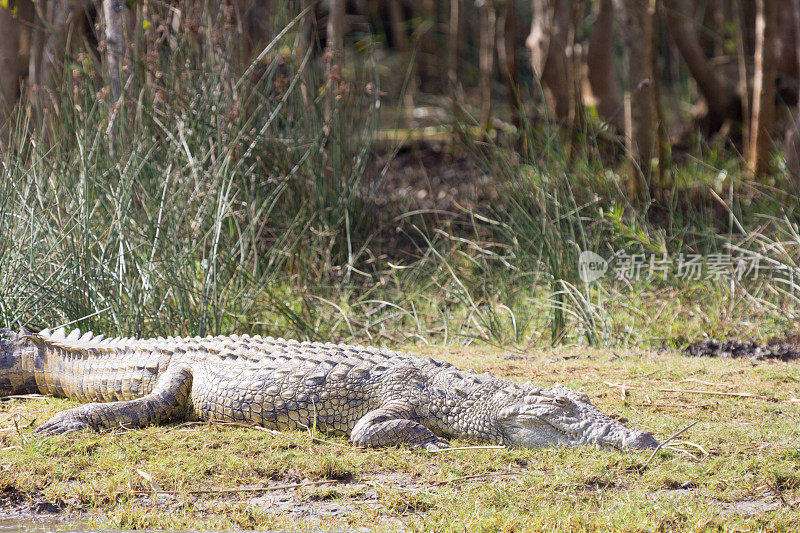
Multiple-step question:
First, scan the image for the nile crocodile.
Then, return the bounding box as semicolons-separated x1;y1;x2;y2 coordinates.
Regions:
0;327;658;450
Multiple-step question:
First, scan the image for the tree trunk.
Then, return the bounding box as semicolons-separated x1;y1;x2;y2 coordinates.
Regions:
298;0;317;106
478;0;496;131
26;0;46;93
586;0;624;131
785;0;800;186
326;0;345;108
16;0;34;80
447;0;462;110
0;1;21;144
236;0;273;65
387;0;408;53
747;0;777;179
103;0;125;154
617;0;657;201
416;0;439;92
662;0;740;134
648;0;671;197
499;0;521;130
24;0;69;117
39;0;68;88
326;0;345;76
104;0;124;106
527;0;573;122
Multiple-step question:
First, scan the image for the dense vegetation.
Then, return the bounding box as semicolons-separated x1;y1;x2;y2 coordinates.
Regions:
0;1;799;348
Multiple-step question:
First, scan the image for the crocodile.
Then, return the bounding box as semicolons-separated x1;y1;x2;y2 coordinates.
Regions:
0;327;658;450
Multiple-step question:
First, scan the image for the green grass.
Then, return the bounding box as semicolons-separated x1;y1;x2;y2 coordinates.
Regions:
2;346;799;530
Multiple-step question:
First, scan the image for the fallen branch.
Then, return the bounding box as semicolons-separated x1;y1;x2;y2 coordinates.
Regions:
0;394;47;401
640;420;700;472
129;479;338;496
208;420;283;436
311;436;347;447
426;445;506;453
433;471;520;486
604;381;778;401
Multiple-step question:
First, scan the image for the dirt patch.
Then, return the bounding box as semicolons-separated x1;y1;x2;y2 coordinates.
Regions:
684;338;800;361
651;488;783;517
368;145;497;215
362;144;500;257
248;472;425;525
0;485;69;520
720;499;782;516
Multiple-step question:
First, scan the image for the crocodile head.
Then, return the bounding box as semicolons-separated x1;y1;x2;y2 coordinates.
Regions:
0;328;35;397
497;383;658;450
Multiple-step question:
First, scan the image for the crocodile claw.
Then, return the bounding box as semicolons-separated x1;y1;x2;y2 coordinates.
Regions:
422;437;451;451
35;412;94;436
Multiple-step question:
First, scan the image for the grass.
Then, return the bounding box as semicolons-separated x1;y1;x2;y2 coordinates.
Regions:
1;346;799;530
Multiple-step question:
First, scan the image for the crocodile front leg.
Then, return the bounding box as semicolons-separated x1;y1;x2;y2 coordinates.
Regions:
35;366;193;435
350;401;450;451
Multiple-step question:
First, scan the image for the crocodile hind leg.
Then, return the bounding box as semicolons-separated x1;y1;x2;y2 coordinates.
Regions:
351;401;450;451
35;366;193;435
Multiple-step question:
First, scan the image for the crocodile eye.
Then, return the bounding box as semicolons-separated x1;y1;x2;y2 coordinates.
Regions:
553;396;570;407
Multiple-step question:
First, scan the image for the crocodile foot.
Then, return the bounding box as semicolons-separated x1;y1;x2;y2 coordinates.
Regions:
35;408;98;436
421;437;451;451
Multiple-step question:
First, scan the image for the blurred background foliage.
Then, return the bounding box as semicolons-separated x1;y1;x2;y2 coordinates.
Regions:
0;0;799;348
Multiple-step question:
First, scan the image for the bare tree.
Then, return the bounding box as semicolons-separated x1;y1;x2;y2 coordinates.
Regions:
102;0;125;154
236;0;274;65
747;0;777;179
326;0;345;79
478;0;496;130
785;0;800;185
0;1;21;142
387;0;409;55
498;0;521;129
526;0;572;122
103;0;124;106
448;0;462;110
586;0;623;131
616;0;657;200
662;0;740;134
39;0;69;89
416;0;440;92
297;0;317;106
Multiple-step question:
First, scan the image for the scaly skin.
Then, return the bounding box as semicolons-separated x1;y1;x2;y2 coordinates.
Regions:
0;328;658;450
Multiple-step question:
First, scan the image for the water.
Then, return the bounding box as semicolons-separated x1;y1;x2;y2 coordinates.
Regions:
0;517;87;533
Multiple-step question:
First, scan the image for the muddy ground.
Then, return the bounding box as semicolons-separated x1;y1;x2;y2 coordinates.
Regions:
684;337;800;361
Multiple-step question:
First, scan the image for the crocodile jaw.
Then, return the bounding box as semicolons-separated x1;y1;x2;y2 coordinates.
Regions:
497;386;659;450
501;414;658;449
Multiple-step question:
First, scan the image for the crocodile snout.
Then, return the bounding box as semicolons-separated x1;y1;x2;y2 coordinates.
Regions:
625;430;659;450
